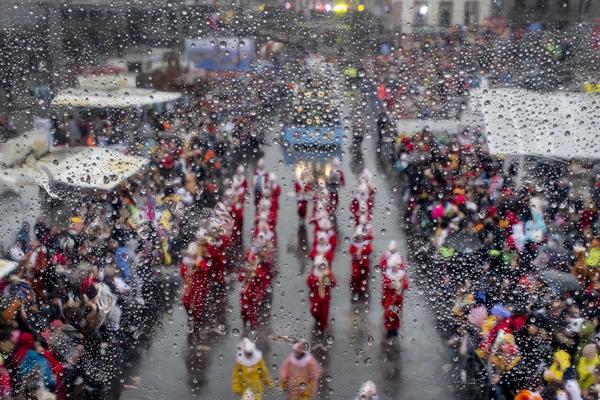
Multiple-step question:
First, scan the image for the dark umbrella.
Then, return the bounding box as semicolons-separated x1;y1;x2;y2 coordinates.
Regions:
443;231;484;254
539;269;580;292
532;248;571;272
405;151;432;165
534;237;572;272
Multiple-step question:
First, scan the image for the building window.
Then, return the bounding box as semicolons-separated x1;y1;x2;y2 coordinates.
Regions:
439;1;453;27
389;0;402;23
464;1;479;25
128;62;141;73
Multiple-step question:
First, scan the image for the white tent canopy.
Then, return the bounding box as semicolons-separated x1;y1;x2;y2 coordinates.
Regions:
36;147;147;191
396;119;459;135
469;87;600;160
51;87;181;108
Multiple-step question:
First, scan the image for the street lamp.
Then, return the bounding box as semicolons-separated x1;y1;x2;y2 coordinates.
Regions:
418;5;428;15
333;2;348;14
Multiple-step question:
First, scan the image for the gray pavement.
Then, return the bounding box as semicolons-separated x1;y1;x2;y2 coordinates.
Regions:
120;84;457;400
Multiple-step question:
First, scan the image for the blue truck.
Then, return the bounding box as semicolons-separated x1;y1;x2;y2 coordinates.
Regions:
282;92;344;148
282;125;344;148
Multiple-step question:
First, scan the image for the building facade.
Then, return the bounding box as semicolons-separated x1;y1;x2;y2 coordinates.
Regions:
496;0;600;25
380;0;492;31
381;0;600;32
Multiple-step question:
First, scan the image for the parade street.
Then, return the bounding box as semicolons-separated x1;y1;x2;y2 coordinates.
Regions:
121;79;457;400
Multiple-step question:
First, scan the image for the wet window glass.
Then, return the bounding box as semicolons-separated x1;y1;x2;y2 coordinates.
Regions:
1;2;600;400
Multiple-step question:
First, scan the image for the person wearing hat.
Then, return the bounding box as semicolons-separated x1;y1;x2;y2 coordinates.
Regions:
310;232;334;264
233;164;248;199
578;343;600;391
356;214;374;241
544;349;572;384
206;221;234;289
354;380;379;400
240;253;271;330
312;178;329;205
350;183;371;225
16;338;56;393
225;188;245;241
379;240;400;272
295;169;313;220
279;340;322;400
315;217;337;250
253;158;268;207
514;389;543;400
327;157;345;209
231;338;273;400
268;173;281;214
311;199;331;227
182;240;211;324
307;255;336;333
381;253;409;337
349;228;373;294
241;388;256;400
359;168;376;208
0;354;11;399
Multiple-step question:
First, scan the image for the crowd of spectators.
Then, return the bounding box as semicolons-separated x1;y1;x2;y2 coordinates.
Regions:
369;25;577;120
49;74;283;154
0;72;285;399
386;124;600;399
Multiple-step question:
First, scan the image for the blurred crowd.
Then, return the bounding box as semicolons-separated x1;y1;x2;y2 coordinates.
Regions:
0;73;287;400
388;123;600;399
49;74;284;155
2;181;175;399
370;26;575;120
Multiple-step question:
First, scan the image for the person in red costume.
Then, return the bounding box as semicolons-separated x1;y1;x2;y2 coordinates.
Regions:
256;197;278;232
349;228;373;294
257;241;275;274
182;239;211;324
381;253;409;337
359;168;376;209
206;227;231;295
350;183;371;225
310;201;330;229
379;240;399;272
232;164;248;199
315;218;337;250
310;231;334;263
295;169;313;220
327;157;345;209
312;179;329;216
355;214;374;241
240;253;272;330
307;255;336;333
268;173;282;214
179;242;197;279
225;188;244;241
254;219;275;246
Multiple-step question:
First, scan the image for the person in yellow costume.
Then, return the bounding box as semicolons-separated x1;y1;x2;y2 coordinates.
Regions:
543;349;571;383
232;338;274;399
577;343;600;391
586;239;600;268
